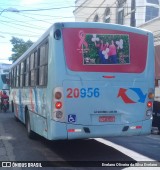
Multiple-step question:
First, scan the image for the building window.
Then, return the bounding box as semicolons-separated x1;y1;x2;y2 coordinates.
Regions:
130;0;136;27
105;17;110;23
145;6;159;21
118;9;124;24
104;7;110;23
117;0;126;7
146;0;159;4
93;14;99;22
117;0;126;25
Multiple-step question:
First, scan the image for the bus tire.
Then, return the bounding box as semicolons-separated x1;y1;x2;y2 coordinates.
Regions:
26;110;35;139
11;101;14;113
12;102;19;122
14;115;19;122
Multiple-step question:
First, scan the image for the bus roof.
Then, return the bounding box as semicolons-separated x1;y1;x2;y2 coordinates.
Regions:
10;22;152;70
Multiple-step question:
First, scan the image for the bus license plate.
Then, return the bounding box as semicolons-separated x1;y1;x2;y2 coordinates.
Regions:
99;116;115;122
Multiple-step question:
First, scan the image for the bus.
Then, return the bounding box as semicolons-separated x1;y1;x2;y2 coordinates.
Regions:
9;22;154;140
0;63;10;96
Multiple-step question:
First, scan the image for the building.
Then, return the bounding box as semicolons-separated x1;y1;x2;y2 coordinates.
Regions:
74;0;116;23
139;16;160;45
74;0;160;27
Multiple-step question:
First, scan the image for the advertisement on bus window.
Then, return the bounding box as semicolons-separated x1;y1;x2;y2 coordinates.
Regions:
80;33;130;65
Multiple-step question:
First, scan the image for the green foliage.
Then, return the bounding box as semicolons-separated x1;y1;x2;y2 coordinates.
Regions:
9;37;34;62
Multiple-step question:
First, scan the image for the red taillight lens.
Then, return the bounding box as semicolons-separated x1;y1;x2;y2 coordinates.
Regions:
55;102;62;109
147;101;152;108
67;129;75;132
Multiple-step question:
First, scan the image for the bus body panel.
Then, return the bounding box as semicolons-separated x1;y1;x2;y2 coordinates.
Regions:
63;80;149;125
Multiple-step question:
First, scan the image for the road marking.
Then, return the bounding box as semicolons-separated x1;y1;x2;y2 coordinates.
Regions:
95;138;155;161
95;138;160;169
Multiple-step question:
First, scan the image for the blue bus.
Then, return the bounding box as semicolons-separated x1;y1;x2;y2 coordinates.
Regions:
9;22;154;140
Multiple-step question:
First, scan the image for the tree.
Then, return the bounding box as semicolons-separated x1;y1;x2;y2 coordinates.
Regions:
9;37;34;62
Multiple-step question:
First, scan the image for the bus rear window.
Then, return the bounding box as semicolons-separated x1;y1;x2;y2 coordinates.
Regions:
63;28;148;73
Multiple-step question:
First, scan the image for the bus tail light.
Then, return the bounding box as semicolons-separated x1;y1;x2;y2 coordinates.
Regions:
55;111;63;119
55;91;62;100
148;92;154;99
55;101;62;109
146;88;154;118
146;110;152;116
147;101;152;108
53;87;64;121
67;129;82;132
130;126;142;130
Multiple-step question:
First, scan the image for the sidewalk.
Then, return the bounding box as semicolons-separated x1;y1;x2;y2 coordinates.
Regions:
0;113;21;170
0;138;9;161
0;115;12;161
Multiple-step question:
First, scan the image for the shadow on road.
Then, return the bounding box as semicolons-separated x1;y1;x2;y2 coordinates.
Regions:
0;112;139;170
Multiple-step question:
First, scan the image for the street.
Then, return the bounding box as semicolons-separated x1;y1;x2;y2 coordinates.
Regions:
0;111;160;170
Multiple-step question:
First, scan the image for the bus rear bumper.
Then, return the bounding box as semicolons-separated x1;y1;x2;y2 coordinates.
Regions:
66;119;152;140
49;119;152;140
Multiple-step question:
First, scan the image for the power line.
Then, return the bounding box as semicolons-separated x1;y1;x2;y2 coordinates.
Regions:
16;13;53;24
0;20;40;34
0;31;39;37
21;11;75;19
2;12;159;28
0;5;151;13
0;6;74;13
0;15;47;30
0;1;74;8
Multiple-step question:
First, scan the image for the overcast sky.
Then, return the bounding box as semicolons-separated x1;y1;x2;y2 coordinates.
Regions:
0;0;75;63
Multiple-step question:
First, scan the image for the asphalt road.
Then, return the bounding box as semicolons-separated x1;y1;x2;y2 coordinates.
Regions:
0;111;160;170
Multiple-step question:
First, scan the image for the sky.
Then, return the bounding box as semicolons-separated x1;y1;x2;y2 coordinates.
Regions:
0;0;75;64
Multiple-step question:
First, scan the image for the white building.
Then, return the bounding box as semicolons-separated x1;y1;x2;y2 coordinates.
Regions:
74;0;160;27
139;17;160;45
74;0;116;22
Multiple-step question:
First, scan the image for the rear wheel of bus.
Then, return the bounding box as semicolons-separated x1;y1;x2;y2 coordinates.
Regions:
26;110;35;139
12;101;19;122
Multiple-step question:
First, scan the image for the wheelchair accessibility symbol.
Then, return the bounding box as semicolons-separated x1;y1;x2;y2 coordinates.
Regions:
68;114;76;123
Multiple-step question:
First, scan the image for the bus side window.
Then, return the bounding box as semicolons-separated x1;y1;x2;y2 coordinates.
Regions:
35;51;39;86
20;62;25;87
39;41;48;86
25;57;30;86
30;53;35;87
13;67;17;88
16;65;20;87
11;70;14;87
9;72;11;87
